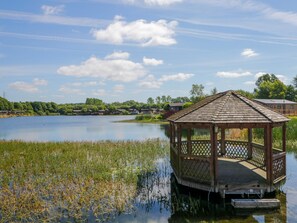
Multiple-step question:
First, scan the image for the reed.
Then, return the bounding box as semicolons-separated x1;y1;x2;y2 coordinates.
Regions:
0;139;169;222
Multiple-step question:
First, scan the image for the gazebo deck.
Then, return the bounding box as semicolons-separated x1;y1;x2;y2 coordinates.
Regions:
217;158;267;192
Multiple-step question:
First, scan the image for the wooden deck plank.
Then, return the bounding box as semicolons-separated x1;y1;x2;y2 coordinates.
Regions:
231;199;280;209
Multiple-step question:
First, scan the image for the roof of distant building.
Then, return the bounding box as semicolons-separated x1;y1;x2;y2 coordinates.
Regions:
169;103;185;107
254;99;297;104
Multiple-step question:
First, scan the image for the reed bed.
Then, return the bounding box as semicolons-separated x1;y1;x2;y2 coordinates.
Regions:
0;139;169;222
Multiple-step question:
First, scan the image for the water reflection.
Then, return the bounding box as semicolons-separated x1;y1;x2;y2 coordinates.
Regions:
113;157;287;223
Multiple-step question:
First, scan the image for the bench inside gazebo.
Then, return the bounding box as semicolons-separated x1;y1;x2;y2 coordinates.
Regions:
168;90;289;198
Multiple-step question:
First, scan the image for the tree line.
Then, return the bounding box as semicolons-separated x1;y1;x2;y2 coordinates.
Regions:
1;73;297;116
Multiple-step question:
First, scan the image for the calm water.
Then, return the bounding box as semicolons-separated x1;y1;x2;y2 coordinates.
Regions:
0;115;168;141
1;115;297;222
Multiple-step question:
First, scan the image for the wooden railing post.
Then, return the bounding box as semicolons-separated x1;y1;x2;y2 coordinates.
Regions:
221;128;226;155
177;124;182;178
248;128;252;159
265;124;273;189
210;125;218;191
187;128;192;155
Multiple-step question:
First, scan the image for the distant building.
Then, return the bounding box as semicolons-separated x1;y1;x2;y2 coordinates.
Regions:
254;99;297;116
169;103;184;112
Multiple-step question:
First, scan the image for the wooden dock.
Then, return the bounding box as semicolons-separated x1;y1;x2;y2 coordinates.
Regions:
231;199;280;209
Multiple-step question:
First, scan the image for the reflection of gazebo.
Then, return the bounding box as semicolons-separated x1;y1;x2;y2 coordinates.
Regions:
168;91;289;198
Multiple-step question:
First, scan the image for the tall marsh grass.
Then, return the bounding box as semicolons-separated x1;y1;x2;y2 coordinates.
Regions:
0;139;169;222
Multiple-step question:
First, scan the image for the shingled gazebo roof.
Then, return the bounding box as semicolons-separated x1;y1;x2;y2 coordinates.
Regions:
168;90;290;124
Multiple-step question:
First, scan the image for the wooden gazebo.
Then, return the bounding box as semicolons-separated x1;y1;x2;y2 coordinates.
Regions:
168;91;289;198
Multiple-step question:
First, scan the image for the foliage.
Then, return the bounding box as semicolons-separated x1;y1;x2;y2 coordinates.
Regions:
293;75;297;88
235;90;255;99
0;140;169;222
190;84;205;102
254;74;289;100
183;102;193;108
210;87;218;95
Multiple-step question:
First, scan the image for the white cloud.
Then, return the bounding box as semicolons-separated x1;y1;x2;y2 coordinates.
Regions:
276;74;289;84
9;78;48;93
139;72;193;89
113;84;125;93
255;72;266;79
67;81;98;87
91;16;177;46
143;57;163;66
41;5;64;15
105;51;130;60
144;0;183;6
216;71;253;78
33;78;48;86
241;48;258;58
92;89;106;96
9;81;39;93
57;54;146;82
159;73;194;81
0;9;107;27
139;75;162;89
59;87;85;95
124;0;182;6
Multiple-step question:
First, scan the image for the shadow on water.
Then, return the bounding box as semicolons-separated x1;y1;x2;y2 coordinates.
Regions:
111;157;287;223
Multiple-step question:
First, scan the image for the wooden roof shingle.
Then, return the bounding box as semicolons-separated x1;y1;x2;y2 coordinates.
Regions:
167;90;289;124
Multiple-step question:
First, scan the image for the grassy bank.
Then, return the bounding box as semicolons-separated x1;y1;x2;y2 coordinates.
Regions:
0;140;169;222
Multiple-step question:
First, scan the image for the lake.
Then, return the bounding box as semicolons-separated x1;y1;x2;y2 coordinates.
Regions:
0;115;168;141
0;115;297;222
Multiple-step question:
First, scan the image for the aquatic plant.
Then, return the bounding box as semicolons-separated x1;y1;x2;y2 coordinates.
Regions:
0;139;169;222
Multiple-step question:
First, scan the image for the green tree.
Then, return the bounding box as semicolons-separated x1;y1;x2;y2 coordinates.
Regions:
183;102;193;108
286;85;297;101
254;75;287;99
235;90;254;99
147;97;154;105
255;73;278;87
190;84;205;102
293;75;297;88
210;87;218;95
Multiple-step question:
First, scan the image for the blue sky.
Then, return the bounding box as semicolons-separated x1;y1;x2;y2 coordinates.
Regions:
1;0;297;103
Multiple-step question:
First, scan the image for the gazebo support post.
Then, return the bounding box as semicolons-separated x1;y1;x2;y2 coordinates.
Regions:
247;128;253;159
187;128;192;155
177;124;182;178
265;124;273;190
221;128;226;155
283;123;287;176
210;125;218;191
282;123;286;152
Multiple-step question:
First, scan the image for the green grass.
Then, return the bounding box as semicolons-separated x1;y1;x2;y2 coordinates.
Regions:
0;139;169;222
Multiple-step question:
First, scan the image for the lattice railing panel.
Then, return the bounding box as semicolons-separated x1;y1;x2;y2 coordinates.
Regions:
181;158;211;184
247;143;266;169
224;140;248;159
191;140;211;157
273;153;286;182
181;142;188;155
170;148;179;175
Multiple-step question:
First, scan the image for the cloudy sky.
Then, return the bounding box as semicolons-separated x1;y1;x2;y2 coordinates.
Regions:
1;0;297;103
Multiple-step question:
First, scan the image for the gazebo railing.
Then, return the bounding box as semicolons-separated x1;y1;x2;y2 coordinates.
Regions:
171;140;286;186
272;151;286;183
